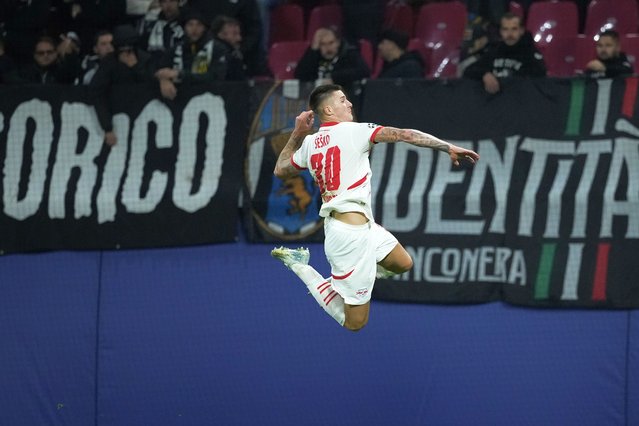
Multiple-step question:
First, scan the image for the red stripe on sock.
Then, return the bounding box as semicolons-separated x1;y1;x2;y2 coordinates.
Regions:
622;77;638;117
592;243;611;301
325;291;339;306
323;290;336;303
317;281;331;294
332;269;354;280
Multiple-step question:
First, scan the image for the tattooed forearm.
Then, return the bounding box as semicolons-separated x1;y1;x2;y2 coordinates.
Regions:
400;129;451;152
377;127;451;152
274;132;306;179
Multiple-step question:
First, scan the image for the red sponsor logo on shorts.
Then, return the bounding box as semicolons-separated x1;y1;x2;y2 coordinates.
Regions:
355;288;369;297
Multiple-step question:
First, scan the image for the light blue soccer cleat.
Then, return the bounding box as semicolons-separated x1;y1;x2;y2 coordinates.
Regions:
271;246;310;270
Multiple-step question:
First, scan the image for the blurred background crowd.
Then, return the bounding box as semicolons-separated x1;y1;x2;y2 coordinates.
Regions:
0;0;635;90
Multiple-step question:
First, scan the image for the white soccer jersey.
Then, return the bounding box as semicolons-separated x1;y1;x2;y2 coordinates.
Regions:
291;121;383;221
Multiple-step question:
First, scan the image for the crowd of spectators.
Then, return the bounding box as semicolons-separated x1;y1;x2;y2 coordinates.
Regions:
0;1;634;92
0;0;268;86
0;0;633;148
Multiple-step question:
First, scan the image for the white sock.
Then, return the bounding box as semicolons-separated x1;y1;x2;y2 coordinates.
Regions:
291;263;345;326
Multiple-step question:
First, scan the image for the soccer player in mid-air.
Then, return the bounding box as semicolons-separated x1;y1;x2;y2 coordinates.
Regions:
271;84;479;331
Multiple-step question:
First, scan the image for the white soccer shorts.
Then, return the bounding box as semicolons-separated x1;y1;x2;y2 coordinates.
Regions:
323;216;398;305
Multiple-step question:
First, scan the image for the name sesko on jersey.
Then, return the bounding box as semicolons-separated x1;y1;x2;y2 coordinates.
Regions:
291;121;383;221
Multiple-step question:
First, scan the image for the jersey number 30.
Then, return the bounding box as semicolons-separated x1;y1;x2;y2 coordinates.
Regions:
310;146;341;194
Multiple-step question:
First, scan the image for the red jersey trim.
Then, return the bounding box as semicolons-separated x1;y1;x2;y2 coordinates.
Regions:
347;175;367;190
370;126;384;144
290;157;306;170
332;269;355;280
320;122;340;127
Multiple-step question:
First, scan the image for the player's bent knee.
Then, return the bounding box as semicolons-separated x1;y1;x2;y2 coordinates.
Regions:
344;317;368;331
399;256;413;273
344;306;369;331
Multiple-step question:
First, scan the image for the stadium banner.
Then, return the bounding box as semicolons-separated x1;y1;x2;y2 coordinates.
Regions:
244;81;325;242
0;83;248;253
362;78;639;307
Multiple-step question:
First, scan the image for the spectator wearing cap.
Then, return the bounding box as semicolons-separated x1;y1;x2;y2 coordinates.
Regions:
138;0;184;68
78;30;114;85
4;35;80;84
89;25;155;146
211;15;248;81
377;29;424;79
155;9;232;100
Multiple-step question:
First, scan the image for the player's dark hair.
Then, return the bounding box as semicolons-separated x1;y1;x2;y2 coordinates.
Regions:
309;84;344;115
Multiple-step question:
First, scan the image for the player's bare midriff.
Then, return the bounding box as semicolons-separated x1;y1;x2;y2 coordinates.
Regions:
330;211;369;225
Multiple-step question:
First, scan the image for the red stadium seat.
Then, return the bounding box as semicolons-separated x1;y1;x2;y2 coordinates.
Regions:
622;34;639;70
407;37;431;77
584;0;639;38
573;34;597;74
526;0;579;48
372;48;383;79
269;4;305;46
267;41;310;80
427;40;460;79
414;1;467;48
359;38;374;73
306;4;343;40
509;1;525;21
541;35;580;77
382;2;415;37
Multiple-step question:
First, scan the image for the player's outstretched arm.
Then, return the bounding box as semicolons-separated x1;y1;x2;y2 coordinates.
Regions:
374;126;479;166
274;110;315;179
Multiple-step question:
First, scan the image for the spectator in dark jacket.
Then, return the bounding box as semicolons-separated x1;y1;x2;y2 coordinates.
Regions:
295;27;370;89
377;29;424;79
138;0;184;68
154;9;232;100
4;36;80;84
584;30;634;78
463;12;546;94
186;0;266;76
78;30;114;85
211;15;248;81
89;24;154;146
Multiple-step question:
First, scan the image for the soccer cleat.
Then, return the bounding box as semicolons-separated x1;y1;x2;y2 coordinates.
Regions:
271;246;310;270
376;264;396;279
